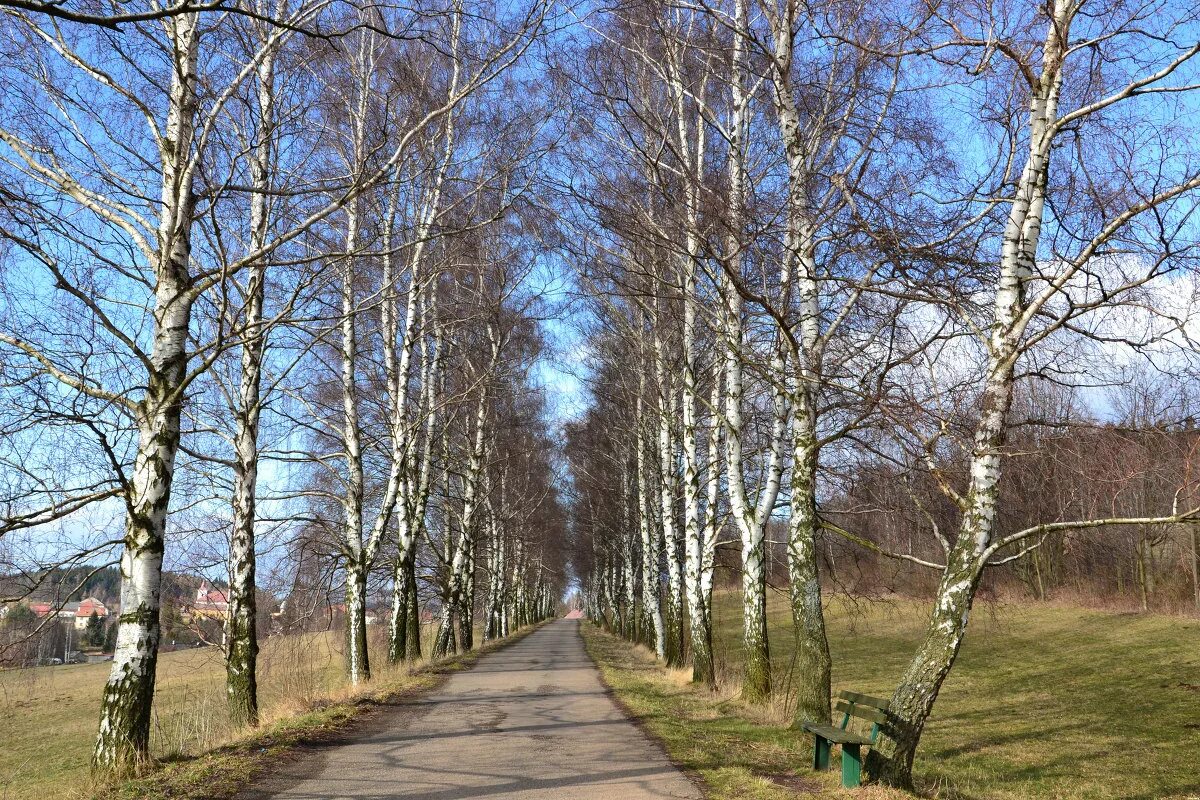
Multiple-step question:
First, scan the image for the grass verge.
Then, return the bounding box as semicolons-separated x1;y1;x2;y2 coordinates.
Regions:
583;595;1200;800
582;621;901;800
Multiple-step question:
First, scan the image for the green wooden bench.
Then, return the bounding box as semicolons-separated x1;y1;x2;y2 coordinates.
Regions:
801;690;889;788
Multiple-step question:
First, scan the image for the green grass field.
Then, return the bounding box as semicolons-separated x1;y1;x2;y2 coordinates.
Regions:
0;625;439;800
583;592;1200;800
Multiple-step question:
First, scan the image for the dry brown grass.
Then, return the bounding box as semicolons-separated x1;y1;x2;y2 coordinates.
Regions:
0;623;440;800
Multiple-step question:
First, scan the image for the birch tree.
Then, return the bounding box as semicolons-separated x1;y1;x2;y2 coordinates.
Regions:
693;0;936;723
664;25;721;687
216;0;303;728
714;0;790;703
855;0;1200;785
0;3;320;768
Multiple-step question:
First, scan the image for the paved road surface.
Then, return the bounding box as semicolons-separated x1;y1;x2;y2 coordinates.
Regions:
240;620;702;800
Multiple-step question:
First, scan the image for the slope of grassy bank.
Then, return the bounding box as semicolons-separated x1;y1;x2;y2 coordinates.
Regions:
583;595;1200;799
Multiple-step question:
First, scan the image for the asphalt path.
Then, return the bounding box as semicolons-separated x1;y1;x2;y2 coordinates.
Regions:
239;619;703;800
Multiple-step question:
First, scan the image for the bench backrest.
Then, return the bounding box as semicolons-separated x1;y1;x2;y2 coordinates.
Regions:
835;690;890;744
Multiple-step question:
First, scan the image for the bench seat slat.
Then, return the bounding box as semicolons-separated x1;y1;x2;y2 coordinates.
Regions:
800;722;874;745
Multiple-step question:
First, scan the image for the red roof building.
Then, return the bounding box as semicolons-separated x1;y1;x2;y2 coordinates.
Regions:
28;601;53;617
192;581;229;618
74;598;110;629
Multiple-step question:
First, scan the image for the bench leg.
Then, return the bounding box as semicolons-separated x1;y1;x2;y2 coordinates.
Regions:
812;735;831;771
841;743;862;788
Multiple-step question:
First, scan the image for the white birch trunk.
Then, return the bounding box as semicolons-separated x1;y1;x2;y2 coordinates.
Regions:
680;279;714;683
382;236;428;663
339;198;370;683
461;532;477;651
434;382;489;657
653;307;684;666
93;13;200;772
512;536;527;630
386;11;458;662
485;509;506;640
637;389;666;659
621;464;637;640
701;374;722;622
722;0;784;701
404;315;442;660
771;53;833;724
668;56;715;686
225;15;280;727
871;6;1066;785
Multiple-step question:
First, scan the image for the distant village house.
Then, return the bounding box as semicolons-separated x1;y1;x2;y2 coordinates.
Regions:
190;581;230;619
22;597;113;629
